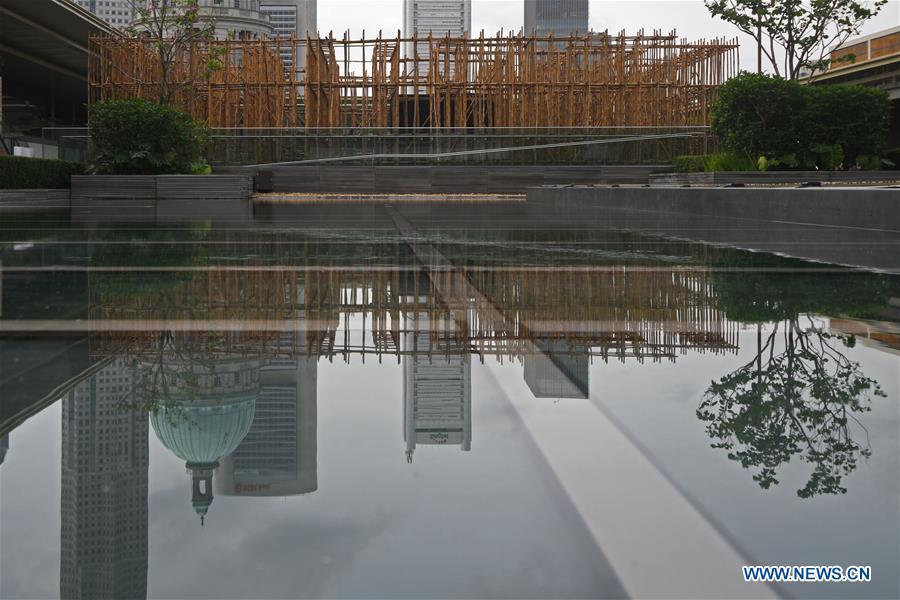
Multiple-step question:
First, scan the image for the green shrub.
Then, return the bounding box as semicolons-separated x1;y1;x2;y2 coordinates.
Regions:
712;73;807;164
672;152;758;172
704;152;758;172
90;99;209;175
673;154;710;172
881;148;900;170
854;154;880;171
711;73;891;170
806;84;891;164
0;155;84;189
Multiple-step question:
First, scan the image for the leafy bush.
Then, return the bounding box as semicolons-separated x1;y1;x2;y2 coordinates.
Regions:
806;84;891;164
704;152;758;172
854;154;881;171
712;73;808;164
90;99;209;175
0;155;84;189
881;148;900;170
673;154;710;172
711;73;891;170
672;152;757;172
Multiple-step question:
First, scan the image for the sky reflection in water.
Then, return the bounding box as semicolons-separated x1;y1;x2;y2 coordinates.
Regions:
0;225;897;599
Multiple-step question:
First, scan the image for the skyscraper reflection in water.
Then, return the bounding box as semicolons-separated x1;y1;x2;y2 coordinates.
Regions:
60;361;148;600
0;433;8;466
402;309;472;462
216;352;318;498
524;341;590;399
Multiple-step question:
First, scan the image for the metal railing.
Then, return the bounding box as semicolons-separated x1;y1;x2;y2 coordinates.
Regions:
44;126;715;167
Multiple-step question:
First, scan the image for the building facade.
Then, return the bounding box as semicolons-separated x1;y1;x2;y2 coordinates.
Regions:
60;361;148;600
195;0;275;39
403;0;471;75
259;0;317;75
72;0;135;28
524;0;589;39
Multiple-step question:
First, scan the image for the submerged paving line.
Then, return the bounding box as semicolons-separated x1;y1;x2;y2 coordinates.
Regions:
384;203;775;599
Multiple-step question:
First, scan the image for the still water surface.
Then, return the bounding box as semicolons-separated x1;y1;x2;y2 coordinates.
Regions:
0;211;897;599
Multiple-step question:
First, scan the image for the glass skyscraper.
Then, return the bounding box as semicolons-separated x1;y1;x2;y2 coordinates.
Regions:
524;0;590;38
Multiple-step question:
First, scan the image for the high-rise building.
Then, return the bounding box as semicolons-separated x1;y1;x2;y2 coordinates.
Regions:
259;1;317;75
402;310;472;462
524;0;590;39
60;361;148;600
403;0;471;38
73;0;135;28
216;355;318;497
403;0;472;76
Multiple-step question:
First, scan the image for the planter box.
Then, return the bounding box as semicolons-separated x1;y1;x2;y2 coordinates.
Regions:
650;171;900;186
71;175;252;223
0;189;70;214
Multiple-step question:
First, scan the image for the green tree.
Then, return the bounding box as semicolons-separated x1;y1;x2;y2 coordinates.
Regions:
710;73;891;167
125;0;222;105
704;0;887;79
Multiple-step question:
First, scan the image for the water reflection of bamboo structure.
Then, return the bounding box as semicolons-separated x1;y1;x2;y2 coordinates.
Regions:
91;267;738;362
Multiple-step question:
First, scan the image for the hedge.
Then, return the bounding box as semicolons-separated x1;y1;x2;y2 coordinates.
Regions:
711;73;891;170
0;155;84;189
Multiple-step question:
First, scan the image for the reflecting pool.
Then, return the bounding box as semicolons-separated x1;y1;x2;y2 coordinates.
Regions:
1;207;898;599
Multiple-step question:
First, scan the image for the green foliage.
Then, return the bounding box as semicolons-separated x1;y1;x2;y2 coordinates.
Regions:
126;1;220;105
673;153;759;172
672;154;711;172
89;99;209;175
703;0;887;79
854;154;881;171
809;143;844;171
704;152;758;172
806;84;892;162
0;155;84;189
882;148;900;170
711;73;891;169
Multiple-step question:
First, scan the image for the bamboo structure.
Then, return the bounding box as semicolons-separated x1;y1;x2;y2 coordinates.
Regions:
89;36;295;127
89;30;739;129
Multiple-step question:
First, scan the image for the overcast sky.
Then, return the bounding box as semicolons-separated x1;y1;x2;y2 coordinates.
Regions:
317;0;900;72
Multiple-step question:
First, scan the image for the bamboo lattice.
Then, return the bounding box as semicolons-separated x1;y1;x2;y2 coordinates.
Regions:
89;30;739;129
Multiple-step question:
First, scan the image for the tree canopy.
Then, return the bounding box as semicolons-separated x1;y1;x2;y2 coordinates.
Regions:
703;0;888;79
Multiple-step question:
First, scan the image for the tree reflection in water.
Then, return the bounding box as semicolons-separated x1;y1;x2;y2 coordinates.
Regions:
700;254;892;498
698;318;884;498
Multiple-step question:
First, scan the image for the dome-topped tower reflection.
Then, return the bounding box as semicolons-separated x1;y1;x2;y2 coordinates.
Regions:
148;354;260;525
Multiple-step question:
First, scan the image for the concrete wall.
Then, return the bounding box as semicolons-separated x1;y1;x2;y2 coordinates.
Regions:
221;165;670;193
650;171;900;186
71;175;253;224
0;190;70;214
526;186;900;272
528;186;900;230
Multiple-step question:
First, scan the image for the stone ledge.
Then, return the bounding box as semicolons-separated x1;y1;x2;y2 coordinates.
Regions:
650;171;900;186
71;175;253;199
0;189;70;214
